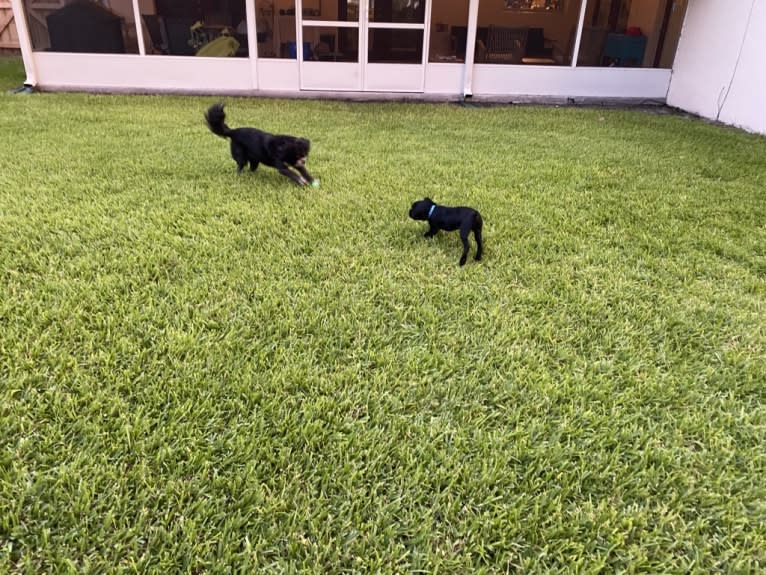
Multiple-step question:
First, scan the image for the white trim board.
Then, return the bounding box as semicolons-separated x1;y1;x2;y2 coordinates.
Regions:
30;52;671;101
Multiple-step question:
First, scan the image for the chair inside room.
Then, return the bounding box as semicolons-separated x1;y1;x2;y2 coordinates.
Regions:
522;27;556;65
485;26;528;64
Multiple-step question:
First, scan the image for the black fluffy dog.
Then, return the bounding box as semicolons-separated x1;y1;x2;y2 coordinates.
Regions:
205;103;314;186
409;198;483;266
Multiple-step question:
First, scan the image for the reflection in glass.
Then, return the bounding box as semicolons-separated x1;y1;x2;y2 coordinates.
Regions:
475;0;584;65
302;0;360;22
257;0;361;59
368;29;423;64
302;26;359;61
369;0;425;24
505;0;562;12
23;0;139;54
429;0;470;63
138;0;247;57
579;0;689;69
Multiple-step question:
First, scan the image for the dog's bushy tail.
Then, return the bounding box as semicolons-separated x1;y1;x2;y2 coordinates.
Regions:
205;102;232;138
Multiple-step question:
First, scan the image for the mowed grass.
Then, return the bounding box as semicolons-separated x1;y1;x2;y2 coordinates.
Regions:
0;56;25;92
1;56;765;573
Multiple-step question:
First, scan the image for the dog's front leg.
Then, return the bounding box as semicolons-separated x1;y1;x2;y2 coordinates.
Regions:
295;165;314;184
424;222;439;238
275;162;307;186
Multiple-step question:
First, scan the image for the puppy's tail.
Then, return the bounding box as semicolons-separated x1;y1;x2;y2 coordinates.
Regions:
205;102;232;138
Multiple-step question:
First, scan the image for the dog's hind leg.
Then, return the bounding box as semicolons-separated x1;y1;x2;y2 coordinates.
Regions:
231;142;248;173
473;214;483;261
458;220;472;266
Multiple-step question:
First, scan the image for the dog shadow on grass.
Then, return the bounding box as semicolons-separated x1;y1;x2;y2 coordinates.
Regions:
388;222;487;268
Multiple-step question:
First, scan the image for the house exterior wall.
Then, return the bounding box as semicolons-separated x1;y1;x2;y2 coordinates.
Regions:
667;0;766;135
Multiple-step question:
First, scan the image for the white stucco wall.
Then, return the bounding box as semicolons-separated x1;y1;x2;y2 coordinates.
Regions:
667;0;766;135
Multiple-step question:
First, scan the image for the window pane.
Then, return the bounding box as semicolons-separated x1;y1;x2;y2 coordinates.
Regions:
368;29;423;64
254;0;277;57
369;0;425;24
265;0;355;59
139;0;247;57
476;0;584;66
303;26;359;61
24;0;139;54
429;0;470;63
579;0;689;69
303;0;360;22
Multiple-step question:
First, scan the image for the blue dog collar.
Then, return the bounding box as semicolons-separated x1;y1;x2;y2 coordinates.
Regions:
427;205;436;219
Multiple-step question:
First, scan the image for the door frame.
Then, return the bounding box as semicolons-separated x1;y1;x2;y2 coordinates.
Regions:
298;3;365;91
298;0;432;92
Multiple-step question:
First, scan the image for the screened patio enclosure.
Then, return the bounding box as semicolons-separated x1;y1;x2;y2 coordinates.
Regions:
12;0;688;99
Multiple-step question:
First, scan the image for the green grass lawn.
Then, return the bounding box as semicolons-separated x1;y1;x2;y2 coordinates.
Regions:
1;57;765;573
0;56;25;92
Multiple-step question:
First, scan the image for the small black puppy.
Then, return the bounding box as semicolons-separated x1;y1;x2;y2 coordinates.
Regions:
205;102;314;186
409;198;483;266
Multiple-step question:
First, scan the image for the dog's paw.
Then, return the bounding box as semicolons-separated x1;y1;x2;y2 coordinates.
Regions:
459;256;467;266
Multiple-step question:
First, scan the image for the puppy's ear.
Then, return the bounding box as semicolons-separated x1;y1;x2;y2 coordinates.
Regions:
425;197;433;204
